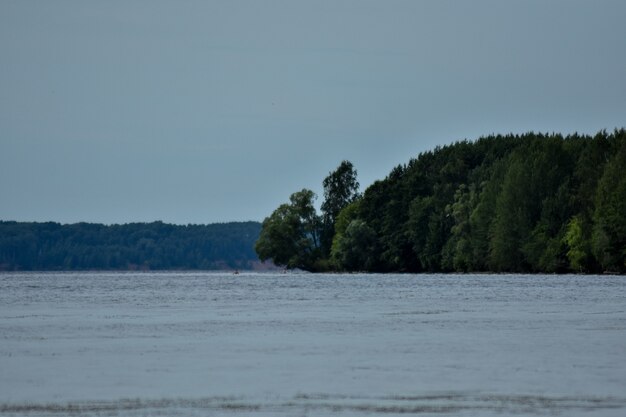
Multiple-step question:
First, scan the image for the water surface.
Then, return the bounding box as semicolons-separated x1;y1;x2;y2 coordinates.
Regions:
1;272;625;416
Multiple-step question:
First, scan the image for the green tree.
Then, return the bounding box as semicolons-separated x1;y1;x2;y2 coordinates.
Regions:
329;199;362;266
333;199;362;238
489;155;532;271
255;189;322;271
442;184;476;271
331;219;378;271
563;215;590;272
467;159;507;271
489;136;573;272
592;134;626;272
251;129;625;274
320;161;360;254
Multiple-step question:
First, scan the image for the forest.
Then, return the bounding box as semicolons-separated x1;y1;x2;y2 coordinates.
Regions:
256;129;626;274
0;221;262;271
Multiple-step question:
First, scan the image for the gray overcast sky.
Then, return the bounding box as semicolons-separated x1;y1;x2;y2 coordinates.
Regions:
1;1;625;224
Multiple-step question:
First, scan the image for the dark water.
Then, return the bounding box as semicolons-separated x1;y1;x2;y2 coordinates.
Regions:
1;272;625;416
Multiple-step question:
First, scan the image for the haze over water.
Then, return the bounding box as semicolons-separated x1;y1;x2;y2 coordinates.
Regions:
1;272;625;416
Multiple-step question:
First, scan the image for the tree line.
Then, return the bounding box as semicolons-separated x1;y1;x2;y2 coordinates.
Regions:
256;129;626;273
0;221;261;271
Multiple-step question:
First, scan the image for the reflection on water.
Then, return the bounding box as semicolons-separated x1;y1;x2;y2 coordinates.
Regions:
1;272;625;416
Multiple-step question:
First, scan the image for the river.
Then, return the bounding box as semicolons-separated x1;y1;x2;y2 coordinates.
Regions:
1;272;625;416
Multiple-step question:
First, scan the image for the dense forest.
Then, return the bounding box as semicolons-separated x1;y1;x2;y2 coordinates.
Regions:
256;129;626;274
0;221;262;271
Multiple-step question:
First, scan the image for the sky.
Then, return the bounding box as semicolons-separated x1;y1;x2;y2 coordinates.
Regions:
1;0;625;225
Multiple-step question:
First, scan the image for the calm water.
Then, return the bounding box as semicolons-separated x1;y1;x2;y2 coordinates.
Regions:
1;272;625;416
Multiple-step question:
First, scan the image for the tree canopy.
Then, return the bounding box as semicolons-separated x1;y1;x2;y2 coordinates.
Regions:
0;221;262;271
255;189;322;271
257;129;626;273
256;161;361;271
320;160;361;255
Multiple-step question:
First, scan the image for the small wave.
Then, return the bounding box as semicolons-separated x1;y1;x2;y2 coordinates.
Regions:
384;310;449;316
585;310;625;315
2;393;625;415
0;314;55;320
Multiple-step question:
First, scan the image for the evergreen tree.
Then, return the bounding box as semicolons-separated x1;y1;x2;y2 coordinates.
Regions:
592;132;626;273
254;129;626;274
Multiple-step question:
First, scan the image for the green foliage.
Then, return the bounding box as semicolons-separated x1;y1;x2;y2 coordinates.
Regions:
467;159;507;271
441;184;476;271
489;148;529;269
333;199;362;238
331;219;378;271
592;132;626;273
256;162;361;272
256;129;626;274
0;221;261;271
489;136;575;272
564;215;591;272
255;189;323;271
320;161;360;255
329;200;362;267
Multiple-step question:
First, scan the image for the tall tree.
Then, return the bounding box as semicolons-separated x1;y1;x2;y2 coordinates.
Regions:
592;133;626;273
489;154;533;271
441;184;476;271
254;129;625;274
320;161;360;254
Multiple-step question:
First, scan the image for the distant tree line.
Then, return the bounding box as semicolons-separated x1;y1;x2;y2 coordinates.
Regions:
256;129;626;273
0;221;262;271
